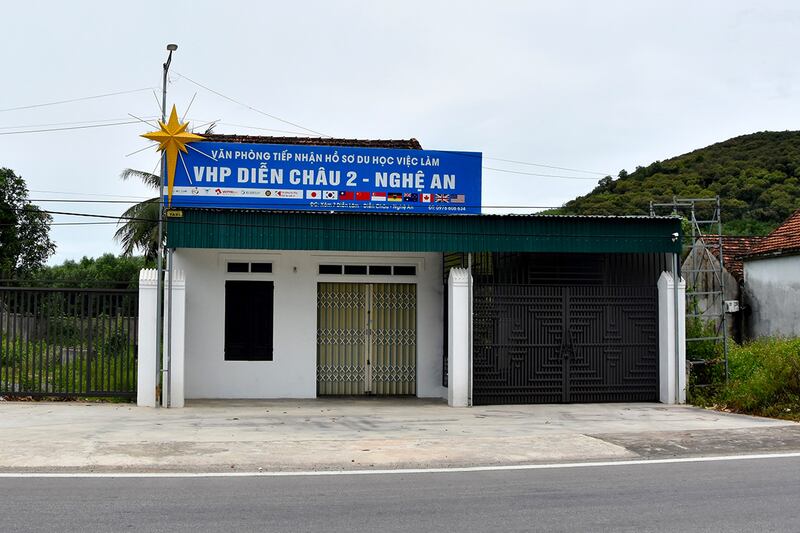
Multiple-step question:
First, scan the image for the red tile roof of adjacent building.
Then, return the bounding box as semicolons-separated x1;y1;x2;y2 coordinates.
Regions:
202;134;422;150
699;235;766;281
746;208;800;259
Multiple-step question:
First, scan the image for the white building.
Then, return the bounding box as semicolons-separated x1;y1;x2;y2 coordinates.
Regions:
137;136;687;407
743;209;800;339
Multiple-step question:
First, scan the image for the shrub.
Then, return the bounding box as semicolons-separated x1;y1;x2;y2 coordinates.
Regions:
695;337;800;420
100;331;130;358
685;316;720;361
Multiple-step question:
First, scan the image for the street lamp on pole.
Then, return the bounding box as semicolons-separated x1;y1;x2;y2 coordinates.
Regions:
155;43;177;407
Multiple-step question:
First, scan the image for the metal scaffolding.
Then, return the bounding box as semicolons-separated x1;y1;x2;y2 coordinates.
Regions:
650;196;729;382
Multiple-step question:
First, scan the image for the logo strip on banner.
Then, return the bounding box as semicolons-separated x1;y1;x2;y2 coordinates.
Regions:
167;142;482;214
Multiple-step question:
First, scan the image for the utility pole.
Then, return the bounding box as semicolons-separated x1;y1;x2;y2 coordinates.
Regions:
155;43;177;407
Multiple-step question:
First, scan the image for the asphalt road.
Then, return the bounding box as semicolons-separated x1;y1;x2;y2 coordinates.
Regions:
1;457;799;532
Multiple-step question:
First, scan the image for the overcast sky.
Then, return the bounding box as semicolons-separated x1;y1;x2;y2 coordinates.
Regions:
1;1;798;263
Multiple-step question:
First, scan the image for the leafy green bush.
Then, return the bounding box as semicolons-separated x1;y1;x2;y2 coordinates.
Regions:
692;337;800;420
684;314;725;395
45;314;83;346
100;331;130;358
685;314;720;362
29;253;150;289
0;340;24;365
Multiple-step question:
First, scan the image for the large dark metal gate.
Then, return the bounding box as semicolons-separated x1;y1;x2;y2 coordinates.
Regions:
0;287;138;399
472;284;659;404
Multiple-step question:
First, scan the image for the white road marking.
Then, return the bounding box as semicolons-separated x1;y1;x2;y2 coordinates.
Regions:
1;452;799;478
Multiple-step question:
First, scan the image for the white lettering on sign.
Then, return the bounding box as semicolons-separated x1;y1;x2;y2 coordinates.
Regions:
374;172;425;189
430;174;455;189
194;166;232;183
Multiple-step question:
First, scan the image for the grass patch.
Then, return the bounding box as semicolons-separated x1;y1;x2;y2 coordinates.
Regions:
1;338;136;399
690;337;800;421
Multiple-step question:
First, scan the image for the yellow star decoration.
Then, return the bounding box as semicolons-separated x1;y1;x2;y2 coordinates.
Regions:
141;105;204;206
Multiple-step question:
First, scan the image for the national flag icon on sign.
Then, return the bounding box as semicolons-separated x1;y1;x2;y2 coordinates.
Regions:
421;193;432;203
306;190;321;199
339;191;355;200
355;191;371;201
388;192;403;202
451;194;465;204
435;194;450;203
403;193;419;202
372;192;387;202
323;190;337;200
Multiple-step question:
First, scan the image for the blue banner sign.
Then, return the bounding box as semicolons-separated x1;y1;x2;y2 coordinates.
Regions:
169;142;482;214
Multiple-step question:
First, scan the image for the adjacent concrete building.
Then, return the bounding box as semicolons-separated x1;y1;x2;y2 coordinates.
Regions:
743;209;800;339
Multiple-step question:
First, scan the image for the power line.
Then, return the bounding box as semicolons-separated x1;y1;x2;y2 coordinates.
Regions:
28;199;149;204
191;122;612;177
484;156;610;176
0;84;611;178
28;189;151;200
216;122;327;137
0;120;144;136
483;166;600;180
50;221;119;226
0;119;610;180
0;116;159;131
0;221;117;227
0;87;158;113
27;198;559;209
0;206;675;240
173;71;331;138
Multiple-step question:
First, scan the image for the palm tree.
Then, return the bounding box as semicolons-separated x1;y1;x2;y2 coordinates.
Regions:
115;168;161;261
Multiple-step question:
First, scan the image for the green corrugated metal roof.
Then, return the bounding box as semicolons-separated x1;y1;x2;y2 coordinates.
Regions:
166;210;682;254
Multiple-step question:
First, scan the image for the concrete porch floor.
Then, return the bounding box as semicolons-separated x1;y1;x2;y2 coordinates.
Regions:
0;398;797;473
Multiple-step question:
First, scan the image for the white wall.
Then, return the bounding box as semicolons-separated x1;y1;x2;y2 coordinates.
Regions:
744;255;800;338
447;268;470;407
174;249;445;399
658;271;686;404
136;269;158;407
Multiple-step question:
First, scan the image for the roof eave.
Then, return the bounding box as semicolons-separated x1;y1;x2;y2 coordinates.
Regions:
743;247;800;261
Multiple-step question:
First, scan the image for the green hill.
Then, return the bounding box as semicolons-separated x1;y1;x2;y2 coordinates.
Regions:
554;131;800;235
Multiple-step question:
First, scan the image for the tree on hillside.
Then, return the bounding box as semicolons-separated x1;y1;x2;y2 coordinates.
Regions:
0;168;55;276
114;168;161;261
554;131;800;235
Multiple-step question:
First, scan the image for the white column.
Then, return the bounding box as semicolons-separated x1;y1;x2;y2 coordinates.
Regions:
163;269;187;408
658;271;687;404
448;268;471;407
137;269;158;407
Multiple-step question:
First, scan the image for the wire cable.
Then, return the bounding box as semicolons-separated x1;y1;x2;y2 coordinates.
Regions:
483;166;599;180
195;121;613;177
0;206;676;240
27;198;561;209
484;156;610;176
216;122;327;137
0;120;144;136
0;116;159;131
0;87;158;113
28;189;151;200
173;71;331;138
